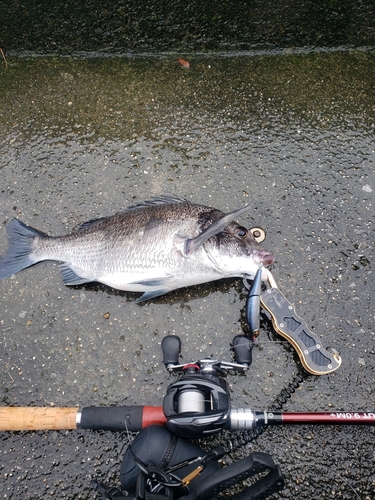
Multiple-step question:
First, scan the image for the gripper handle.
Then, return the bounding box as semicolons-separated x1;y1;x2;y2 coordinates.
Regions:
0;407;78;431
260;288;342;375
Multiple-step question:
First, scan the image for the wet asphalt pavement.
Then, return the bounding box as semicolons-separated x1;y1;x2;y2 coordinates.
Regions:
0;49;374;499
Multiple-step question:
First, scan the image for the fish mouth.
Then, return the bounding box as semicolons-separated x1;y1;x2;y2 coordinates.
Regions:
254;250;274;267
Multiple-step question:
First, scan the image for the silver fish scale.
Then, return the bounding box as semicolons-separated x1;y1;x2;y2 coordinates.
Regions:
35;201;219;268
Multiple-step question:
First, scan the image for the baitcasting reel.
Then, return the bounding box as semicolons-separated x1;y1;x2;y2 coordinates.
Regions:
162;334;253;438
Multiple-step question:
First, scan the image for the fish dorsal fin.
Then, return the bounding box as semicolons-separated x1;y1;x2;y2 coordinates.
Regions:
77;197;189;230
183;205;252;256
126;196;189;211
77;216;110;231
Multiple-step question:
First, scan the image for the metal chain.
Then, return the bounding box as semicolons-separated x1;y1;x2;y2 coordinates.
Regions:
223;369;310;454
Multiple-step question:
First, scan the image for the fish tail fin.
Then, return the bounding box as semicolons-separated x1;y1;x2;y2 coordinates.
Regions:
0;219;45;279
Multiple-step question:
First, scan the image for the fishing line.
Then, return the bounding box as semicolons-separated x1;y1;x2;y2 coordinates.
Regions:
177;390;206;414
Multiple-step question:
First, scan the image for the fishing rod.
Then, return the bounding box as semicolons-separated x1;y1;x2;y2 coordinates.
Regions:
1;334;373;435
3;403;374;432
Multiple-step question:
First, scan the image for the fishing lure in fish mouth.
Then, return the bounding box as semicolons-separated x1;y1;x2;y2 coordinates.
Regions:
0;196;274;301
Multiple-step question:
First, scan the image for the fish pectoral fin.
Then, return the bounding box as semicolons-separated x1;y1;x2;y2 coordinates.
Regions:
183;205;252;256
135;288;172;302
58;263;92;286
130;277;174;302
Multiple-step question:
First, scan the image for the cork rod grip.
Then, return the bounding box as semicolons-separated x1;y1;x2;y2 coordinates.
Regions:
0;407;78;431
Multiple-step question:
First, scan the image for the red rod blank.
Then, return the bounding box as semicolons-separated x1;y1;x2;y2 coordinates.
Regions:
280;411;375;425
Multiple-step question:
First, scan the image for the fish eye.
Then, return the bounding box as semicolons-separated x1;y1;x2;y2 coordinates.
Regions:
235;227;248;238
250;227;266;243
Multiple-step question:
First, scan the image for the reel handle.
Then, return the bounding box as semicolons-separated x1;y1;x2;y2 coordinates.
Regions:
232;335;253;366
161;335;181;367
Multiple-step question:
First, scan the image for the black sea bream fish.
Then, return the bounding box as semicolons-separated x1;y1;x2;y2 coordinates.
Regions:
0;196;274;301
